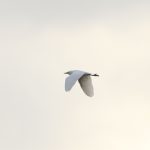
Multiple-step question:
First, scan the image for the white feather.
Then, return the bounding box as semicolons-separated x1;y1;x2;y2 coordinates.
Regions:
64;70;98;97
65;71;85;91
78;75;94;97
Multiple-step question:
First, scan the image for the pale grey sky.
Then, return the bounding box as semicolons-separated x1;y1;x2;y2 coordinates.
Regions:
0;0;150;150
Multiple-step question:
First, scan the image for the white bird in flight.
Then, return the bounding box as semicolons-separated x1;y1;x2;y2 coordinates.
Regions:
64;70;99;97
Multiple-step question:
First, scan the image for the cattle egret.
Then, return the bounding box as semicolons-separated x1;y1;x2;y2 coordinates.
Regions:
64;70;99;97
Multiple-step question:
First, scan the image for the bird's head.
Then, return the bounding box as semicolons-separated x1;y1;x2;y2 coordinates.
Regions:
64;71;73;75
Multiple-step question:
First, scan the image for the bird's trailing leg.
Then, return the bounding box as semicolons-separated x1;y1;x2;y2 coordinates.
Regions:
91;73;99;77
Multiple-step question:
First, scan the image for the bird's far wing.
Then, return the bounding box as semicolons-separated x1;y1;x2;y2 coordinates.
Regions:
65;71;85;91
79;75;94;97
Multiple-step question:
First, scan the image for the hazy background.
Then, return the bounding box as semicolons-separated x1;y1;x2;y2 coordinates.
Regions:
0;0;150;150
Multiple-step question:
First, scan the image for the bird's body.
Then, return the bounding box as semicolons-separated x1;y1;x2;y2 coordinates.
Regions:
64;70;99;97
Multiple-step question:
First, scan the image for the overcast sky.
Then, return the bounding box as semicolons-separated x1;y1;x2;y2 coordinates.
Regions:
0;0;150;150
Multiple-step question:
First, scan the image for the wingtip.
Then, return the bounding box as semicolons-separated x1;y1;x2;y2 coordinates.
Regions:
65;87;70;92
86;93;94;97
65;85;72;92
88;95;94;97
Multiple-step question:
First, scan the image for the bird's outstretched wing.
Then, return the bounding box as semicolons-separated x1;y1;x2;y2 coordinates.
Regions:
78;75;94;97
65;71;85;91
